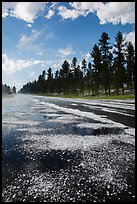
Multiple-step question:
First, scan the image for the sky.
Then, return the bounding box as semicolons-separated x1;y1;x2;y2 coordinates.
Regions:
2;2;135;91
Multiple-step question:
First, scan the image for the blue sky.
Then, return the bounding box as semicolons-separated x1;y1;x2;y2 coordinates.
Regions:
2;2;135;91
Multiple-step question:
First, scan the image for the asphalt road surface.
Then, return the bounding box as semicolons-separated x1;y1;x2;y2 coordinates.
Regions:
2;94;135;202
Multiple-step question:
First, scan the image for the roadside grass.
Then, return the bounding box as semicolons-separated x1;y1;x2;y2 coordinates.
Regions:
32;92;135;100
82;94;135;100
2;94;14;99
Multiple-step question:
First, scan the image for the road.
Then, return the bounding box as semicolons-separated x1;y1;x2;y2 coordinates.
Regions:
2;94;135;202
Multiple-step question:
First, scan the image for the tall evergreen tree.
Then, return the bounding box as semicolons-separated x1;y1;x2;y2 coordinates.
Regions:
73;65;82;95
61;60;70;79
37;70;46;93
47;68;53;93
81;58;87;77
98;32;112;95
86;62;92;94
12;86;16;94
113;31;126;95
88;62;96;96
90;44;102;96
42;70;46;80
61;60;70;93
47;68;53;81
2;84;12;95
125;41;135;90
72;57;77;69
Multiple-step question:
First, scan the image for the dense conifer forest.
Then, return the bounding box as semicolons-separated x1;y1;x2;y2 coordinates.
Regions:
2;84;16;95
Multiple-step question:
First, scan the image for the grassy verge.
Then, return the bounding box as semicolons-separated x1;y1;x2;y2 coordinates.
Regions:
2;94;14;99
82;94;135;100
31;92;135;100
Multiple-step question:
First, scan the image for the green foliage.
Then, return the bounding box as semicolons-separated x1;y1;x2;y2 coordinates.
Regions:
126;41;135;90
98;32;112;96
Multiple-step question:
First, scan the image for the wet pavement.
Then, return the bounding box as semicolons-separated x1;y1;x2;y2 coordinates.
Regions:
2;94;135;202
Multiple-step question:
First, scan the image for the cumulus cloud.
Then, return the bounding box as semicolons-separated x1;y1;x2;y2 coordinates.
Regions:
17;30;43;55
58;2;135;25
2;2;135;25
85;53;91;63
45;10;54;19
40;59;63;71
2;53;65;76
30;71;36;78
2;2;47;23
96;2;135;25
123;31;135;49
27;23;32;28
2;53;44;74
58;44;75;58
2;2;17;17
58;6;81;20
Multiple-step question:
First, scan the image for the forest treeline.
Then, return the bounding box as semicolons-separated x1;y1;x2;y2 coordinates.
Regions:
2;84;16;95
19;31;135;96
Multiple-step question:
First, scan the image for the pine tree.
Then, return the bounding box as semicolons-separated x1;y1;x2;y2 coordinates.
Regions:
113;31;126;95
98;32;112;96
72;57;77;69
81;58;87;78
90;44;102;96
125;41;135;90
12;86;16;94
86;62;92;94
47;68;53;93
61;60;70;94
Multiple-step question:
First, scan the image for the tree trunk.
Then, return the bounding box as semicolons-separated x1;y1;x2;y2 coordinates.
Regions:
116;89;119;95
105;85;107;96
122;88;124;95
108;83;110;96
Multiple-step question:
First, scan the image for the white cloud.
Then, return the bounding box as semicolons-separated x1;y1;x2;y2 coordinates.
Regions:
17;30;43;54
58;2;135;25
2;2;17;17
2;2;135;25
96;2;135;25
10;80;23;91
58;44;75;58
30;71;36;78
40;59;63;72
58;6;81;20
85;53;91;63
2;2;47;23
27;23;32;28
123;31;135;49
2;53;66;76
45;10;54;19
2;53;44;74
